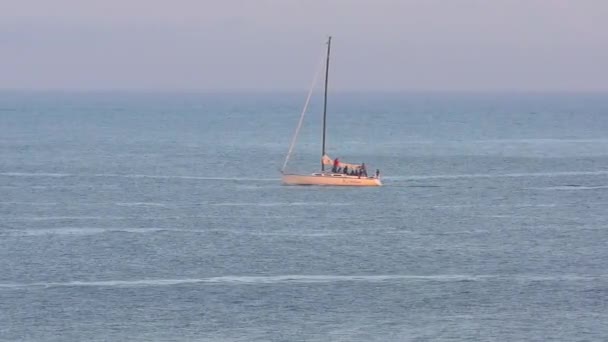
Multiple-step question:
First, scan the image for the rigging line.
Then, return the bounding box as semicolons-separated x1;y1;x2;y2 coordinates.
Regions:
281;49;327;173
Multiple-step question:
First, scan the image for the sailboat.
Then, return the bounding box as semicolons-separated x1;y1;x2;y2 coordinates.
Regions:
280;36;382;187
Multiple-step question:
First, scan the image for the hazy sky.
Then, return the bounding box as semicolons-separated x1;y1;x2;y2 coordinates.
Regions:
1;0;607;91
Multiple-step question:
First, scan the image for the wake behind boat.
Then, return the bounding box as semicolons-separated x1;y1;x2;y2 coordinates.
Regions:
280;36;382;187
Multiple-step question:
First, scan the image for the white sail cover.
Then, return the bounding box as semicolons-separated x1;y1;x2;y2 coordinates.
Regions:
322;154;363;170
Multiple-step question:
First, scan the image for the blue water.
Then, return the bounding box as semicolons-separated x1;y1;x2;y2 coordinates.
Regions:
1;91;607;341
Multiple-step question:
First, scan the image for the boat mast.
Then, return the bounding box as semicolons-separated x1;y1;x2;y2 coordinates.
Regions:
321;36;331;171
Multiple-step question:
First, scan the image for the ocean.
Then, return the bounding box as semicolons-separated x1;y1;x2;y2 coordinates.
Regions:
1;91;607;341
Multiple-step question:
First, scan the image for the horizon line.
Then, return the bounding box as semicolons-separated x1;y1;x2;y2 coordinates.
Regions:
2;88;608;95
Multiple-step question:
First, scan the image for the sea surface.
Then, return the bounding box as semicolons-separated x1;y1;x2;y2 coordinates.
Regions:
1;91;607;341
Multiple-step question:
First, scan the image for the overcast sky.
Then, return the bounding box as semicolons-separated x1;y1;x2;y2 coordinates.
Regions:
1;0;607;91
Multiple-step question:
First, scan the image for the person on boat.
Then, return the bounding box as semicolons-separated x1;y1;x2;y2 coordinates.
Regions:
361;163;367;177
375;169;380;178
343;165;349;175
332;158;339;173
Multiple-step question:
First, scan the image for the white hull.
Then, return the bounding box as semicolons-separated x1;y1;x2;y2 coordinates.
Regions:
282;173;382;187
